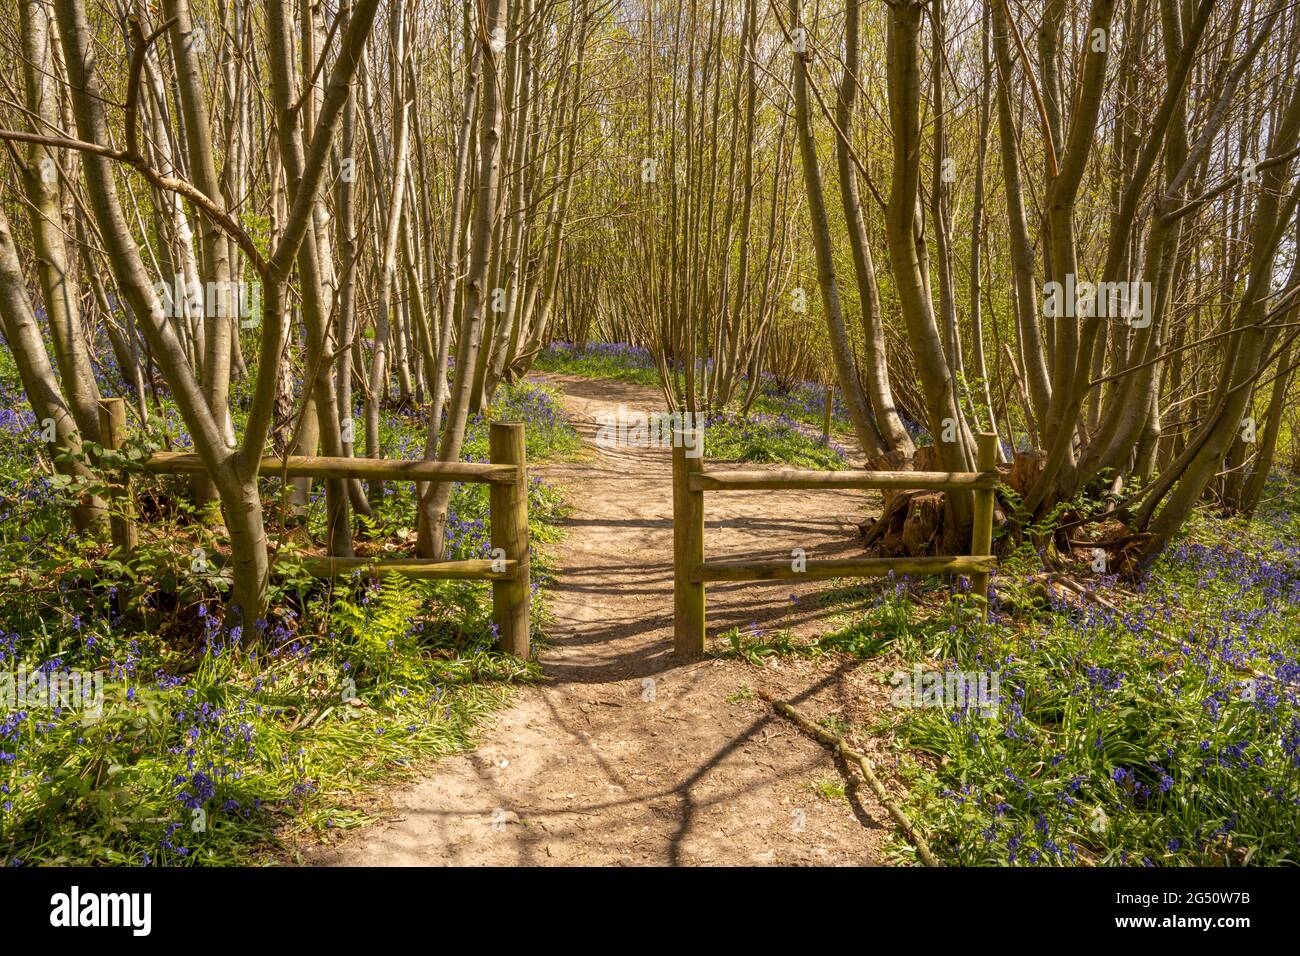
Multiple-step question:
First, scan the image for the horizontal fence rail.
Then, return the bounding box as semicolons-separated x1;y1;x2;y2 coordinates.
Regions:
690;555;998;583
672;429;999;657
288;557;520;580
142;452;519;484
688;469;999;493
97;399;532;658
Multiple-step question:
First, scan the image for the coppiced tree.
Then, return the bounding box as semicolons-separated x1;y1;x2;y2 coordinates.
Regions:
3;0;1300;615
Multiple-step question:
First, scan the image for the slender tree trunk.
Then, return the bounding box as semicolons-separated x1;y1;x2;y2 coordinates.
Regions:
791;0;887;460
417;0;508;559
837;0;913;457
883;0;973;545
0;206;104;530
19;0;101;444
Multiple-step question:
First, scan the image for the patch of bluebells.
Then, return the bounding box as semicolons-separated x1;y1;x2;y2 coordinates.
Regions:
540;340;657;373
0;330;550;865
895;493;1300;866
702;410;848;468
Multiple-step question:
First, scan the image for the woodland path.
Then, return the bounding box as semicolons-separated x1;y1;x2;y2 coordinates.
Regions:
304;373;896;866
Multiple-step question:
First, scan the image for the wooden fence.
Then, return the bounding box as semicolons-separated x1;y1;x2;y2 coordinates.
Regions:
97;398;532;657
671;429;999;657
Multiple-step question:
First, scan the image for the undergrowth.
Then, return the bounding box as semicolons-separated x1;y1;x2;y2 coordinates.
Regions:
717;486;1300;867
537;341;850;468
0;359;577;865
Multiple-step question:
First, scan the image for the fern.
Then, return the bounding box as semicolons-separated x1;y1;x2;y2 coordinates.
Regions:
330;573;423;678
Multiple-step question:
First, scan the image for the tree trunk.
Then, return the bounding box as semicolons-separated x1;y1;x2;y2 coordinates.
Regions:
417;0;508;559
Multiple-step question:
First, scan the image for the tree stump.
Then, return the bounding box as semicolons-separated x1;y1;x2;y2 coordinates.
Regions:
1010;449;1047;498
911;444;944;472
862;449;912;537
902;492;944;555
865;449;910;473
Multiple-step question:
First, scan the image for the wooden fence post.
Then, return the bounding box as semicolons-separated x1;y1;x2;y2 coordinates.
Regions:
822;384;834;443
97;398;138;556
672;424;706;656
490;422;531;657
970;432;998;618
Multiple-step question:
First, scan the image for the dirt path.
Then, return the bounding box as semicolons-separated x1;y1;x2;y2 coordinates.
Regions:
305;373;897;866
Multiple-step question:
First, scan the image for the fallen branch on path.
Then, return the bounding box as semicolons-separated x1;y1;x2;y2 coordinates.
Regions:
759;691;944;867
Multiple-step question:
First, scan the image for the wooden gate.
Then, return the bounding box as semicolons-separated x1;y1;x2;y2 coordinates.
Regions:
671;429;999;657
97;398;532;657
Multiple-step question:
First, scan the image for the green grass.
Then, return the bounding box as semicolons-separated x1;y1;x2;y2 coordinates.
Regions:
0;362;579;865
808;773;848;801
537;341;850;469
712;482;1300;867
701;412;848;469
867;501;1300;866
533;341;662;387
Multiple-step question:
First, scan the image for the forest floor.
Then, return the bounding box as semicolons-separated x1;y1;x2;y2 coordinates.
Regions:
299;372;899;866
